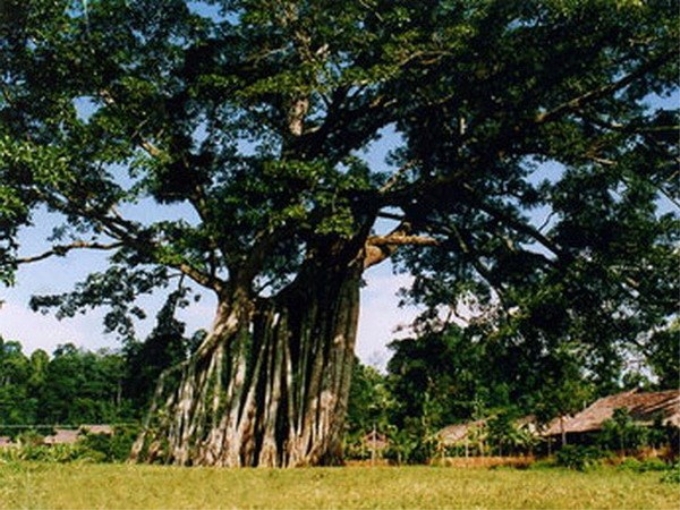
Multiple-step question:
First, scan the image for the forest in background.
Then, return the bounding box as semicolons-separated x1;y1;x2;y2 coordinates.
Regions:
2;312;677;463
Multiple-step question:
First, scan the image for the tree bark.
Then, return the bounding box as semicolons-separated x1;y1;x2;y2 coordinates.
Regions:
130;252;362;467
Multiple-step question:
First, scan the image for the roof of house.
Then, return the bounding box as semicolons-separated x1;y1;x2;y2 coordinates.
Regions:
438;419;486;445
43;424;114;445
43;429;80;445
437;390;680;444
543;389;680;436
362;430;389;450
79;424;113;435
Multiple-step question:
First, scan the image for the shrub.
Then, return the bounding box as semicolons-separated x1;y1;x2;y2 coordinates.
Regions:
0;425;139;464
0;443;103;463
528;458;558;470
15;429;45;447
661;463;680;484
79;425;140;463
637;458;669;472
555;445;603;471
617;457;642;471
342;432;372;461
383;426;437;465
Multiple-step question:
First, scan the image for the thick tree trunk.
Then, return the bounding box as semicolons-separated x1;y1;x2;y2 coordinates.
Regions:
130;255;361;467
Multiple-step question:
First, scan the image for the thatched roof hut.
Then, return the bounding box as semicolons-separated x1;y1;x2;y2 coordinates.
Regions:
43;428;80;445
79;424;113;435
543;389;680;437
437;390;679;448
43;424;114;445
437;419;486;446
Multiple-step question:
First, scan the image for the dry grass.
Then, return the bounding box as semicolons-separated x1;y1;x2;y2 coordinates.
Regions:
0;461;677;510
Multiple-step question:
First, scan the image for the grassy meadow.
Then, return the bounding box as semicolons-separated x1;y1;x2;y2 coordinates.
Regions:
1;462;678;510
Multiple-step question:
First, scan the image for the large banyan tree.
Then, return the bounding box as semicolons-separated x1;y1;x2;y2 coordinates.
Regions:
1;0;677;466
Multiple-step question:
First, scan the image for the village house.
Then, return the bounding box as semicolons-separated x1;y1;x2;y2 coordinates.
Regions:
542;389;680;448
43;425;114;445
436;389;680;457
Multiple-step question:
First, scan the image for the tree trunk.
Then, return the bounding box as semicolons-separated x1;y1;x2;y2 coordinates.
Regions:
130;254;361;467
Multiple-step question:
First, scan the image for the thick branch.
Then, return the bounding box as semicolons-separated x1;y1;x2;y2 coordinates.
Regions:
364;224;438;269
15;240;123;265
92;212;225;294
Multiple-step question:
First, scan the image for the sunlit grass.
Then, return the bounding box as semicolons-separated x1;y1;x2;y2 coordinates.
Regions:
1;461;677;509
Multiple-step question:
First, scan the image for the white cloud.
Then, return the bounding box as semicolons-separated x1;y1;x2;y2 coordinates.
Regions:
0;301;115;355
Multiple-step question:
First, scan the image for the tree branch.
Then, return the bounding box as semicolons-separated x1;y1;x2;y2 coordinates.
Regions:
15;240;123;265
534;52;675;125
364;223;438;269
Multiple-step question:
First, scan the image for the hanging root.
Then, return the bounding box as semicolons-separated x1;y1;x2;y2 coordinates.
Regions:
131;264;361;467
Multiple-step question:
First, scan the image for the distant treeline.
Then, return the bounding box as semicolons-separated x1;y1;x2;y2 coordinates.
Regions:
1;340;135;433
2;317;676;450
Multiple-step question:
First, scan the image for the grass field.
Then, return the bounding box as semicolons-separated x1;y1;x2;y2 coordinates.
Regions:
0;461;677;509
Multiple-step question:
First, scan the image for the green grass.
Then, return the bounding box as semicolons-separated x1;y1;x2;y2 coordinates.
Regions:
0;462;677;510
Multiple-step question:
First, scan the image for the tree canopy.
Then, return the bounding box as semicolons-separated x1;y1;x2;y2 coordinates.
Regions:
0;0;677;466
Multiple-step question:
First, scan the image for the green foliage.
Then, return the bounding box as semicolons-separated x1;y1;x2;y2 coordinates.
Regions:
0;0;674;352
0;436;104;464
345;359;393;434
122;289;197;412
617;457;669;473
387;326;492;431
36;344;131;425
0;336;135;430
383;421;437;466
79;426;140;463
385;324;595;438
0;425;139;464
555;445;604;471
0;339;37;428
661;463;680;484
646;320;680;390
14;429;45;448
485;412;536;457
599;408;649;454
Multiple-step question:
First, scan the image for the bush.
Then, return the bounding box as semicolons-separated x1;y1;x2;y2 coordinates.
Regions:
661;463;680;484
15;429;46;447
79;425;140;463
616;457;642;471
637;458;669;472
0;425;139;464
0;443;103;463
383;427;437;465
555;445;603;471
